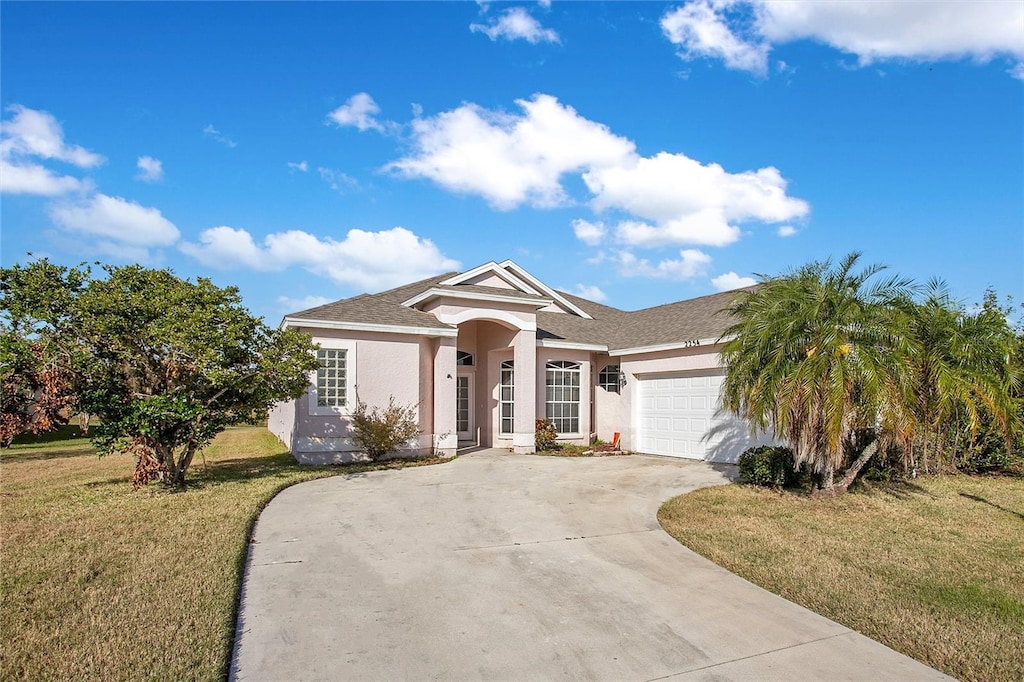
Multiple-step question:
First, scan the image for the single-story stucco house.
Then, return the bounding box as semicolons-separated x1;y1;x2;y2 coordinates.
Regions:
268;259;772;464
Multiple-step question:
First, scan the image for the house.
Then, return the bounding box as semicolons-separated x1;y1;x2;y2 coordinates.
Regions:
268;260;772;464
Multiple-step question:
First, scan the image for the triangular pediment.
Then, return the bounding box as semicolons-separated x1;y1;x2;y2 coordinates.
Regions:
438;260;592;319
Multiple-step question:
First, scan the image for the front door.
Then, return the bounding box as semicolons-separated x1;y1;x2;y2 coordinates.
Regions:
456;373;474;442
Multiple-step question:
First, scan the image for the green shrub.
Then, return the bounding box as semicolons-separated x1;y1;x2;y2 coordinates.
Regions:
535;418;558;451
737;445;799;487
350;395;420;461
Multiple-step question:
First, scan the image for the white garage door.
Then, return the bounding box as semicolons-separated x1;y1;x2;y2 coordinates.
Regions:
636;371;770;463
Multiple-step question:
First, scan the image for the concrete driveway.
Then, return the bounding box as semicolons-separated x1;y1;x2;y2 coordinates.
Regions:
231;450;949;681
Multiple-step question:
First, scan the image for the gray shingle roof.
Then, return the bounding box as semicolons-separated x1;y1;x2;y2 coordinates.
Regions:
284;267;753;350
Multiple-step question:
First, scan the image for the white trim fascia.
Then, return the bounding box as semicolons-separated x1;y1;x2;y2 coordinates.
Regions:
498;260;594;320
536;339;608;352
401;287;553;309
609;337;726;357
283;316;458;338
439;262;542;295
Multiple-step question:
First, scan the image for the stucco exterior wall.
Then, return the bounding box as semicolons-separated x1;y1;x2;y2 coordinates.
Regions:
463;272;514;289
275;327;436;464
591;354;623;444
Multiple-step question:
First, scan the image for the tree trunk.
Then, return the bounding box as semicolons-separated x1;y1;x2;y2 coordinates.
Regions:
819;466;834;491
172;444;198;487
833;440;879;495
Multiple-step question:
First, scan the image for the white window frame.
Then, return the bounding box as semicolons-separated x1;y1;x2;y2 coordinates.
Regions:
499;360;514;436
598;364;621;393
308;339;356;416
546;360;581;435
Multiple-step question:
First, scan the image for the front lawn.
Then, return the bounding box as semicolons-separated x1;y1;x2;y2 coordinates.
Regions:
0;426;446;681
659;476;1024;682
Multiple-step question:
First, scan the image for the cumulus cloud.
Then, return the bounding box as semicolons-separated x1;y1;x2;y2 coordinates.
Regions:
0;159;90;196
180;225;460;291
471;7;560;44
711;271;757;291
287;160;309;172
135;156;164;183
777;224;796;237
1;105;105;167
585;152;810;247
616;249;712;280
327;92;396;133
0;105;102;195
203;124;236;148
662;1;1024;75
661;1;769;75
48;193;180;259
572;218;607;246
568;283;607;302
387;94;635;209
317;167;359;193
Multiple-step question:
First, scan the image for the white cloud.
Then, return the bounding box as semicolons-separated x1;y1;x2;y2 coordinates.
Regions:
180;225;460;291
572;218;606;246
538;0;551;8
1010;62;1024;80
0;159;89;196
661;2;769;75
47;193;180;259
387;94;635;209
585;152;809;247
277;294;333;312
568;284;607;302
777;224;796;237
0;105;105;168
287;160;309;172
616;249;712;280
662;1;1024;75
203;124;237;148
135;156;164;183
317;167;359;193
471;7;560;44
711;271;757;291
327;92;394;133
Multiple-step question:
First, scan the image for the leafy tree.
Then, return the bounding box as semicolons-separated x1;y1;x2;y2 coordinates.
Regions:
2;259;320;487
720;253;918;493
0;260;89;445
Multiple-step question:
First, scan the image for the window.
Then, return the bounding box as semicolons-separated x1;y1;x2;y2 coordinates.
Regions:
315;348;347;407
598;364;621;393
309;340;355;415
457;350;474;366
499;360;514;435
546;360;580;433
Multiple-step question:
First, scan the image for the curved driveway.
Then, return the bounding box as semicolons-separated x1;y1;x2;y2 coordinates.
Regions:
231;450;948;681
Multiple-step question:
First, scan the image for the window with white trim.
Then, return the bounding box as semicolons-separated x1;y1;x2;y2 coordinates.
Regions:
546;360;580;433
309;340;355;415
499;360;514;435
457;350;474;366
598;364;621;393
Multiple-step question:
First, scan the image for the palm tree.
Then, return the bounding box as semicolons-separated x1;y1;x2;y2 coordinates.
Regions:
907;283;1021;472
719;253;918;493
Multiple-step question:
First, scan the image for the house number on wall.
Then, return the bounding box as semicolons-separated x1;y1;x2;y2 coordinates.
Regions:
682;339;701;347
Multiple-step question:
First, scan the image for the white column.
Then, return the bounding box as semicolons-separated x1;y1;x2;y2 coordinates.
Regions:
512;327;537;453
432;336;458;457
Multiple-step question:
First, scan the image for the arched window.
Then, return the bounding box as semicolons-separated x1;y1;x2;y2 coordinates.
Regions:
499;360;514;434
456;351;474;366
546;360;580;433
598;364;621;393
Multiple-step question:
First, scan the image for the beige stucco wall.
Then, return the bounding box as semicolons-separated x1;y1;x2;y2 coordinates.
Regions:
591;354;623;444
269;327;439;464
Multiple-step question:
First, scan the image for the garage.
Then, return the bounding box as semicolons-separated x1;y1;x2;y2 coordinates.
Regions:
635;370;769;463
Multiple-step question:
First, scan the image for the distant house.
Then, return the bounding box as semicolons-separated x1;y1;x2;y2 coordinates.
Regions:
269;260;770;463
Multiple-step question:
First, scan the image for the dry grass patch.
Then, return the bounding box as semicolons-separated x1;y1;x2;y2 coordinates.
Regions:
1;426;447;681
659;476;1024;682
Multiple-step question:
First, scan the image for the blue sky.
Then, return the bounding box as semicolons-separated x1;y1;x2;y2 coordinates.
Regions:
2;1;1022;321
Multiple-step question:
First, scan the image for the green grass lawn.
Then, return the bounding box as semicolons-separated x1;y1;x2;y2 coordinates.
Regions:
659;475;1024;682
0;426;446;681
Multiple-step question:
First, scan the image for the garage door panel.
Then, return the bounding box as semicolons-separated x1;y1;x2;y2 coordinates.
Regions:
636;372;773;463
